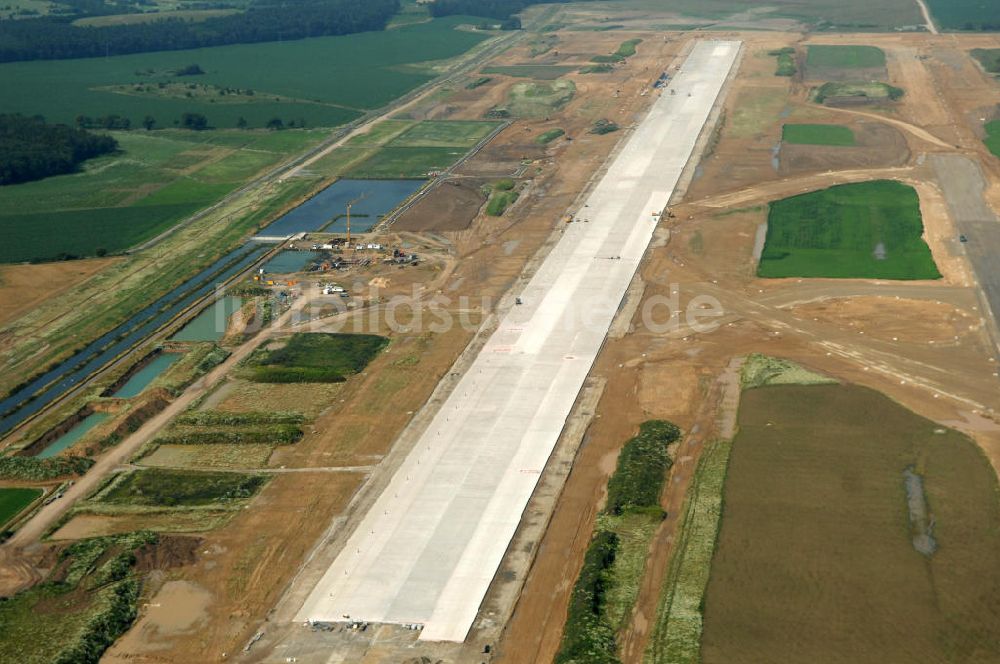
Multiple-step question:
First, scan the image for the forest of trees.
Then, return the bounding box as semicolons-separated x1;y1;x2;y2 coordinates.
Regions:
429;0;547;21
0;0;400;62
0;114;117;185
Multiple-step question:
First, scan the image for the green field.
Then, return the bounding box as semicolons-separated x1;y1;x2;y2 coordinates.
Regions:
769;47;796;76
925;0;1000;30
0;128;325;262
972;48;1000;74
806;44;886;69
814;81;904;104
536;128;565;144
758;180;940;280
0;487;41;527
0;17;490;130
984;120;1000;158
0;531;155;663
246;332;388;383
100;468;267;506
701;383;1000;663
317;119;499;178
781;123;856;146
481;65;578;80
555;0;921;30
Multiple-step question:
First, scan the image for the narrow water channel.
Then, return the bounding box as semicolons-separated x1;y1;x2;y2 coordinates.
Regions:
0;243;269;437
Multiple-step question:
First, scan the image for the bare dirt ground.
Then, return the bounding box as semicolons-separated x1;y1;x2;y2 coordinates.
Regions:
497;30;1000;664
0;258;120;331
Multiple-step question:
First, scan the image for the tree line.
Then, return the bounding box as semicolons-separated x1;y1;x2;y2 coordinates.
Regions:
0;0;399;62
0;114;117;185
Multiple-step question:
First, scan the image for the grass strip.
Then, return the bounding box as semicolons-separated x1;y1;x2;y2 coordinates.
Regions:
643;438;732;664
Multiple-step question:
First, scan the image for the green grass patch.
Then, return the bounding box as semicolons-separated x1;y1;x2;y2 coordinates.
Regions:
592;38;643;64
387;120;500;148
758;180;940;280
0;17;490;129
175;410;305;426
581;63;614;74
154;423;302;446
466;76;493;89
606;420;680;515
591;119;619;135
480;65;578;80
645;437;731;664
0;456;94;481
768;47;797;76
500;79;575;118
99;468;266;507
984;120;1000;158
0;486;42;527
972;48;1000;74
741;353;836;389
814;81;904;104
345;146;466;178
246;332;387;383
701;383;1000;662
557;421;680;663
806;45;886;69
485;190;518;216
536;128;565;144
781;123;855;146
0;531;156;664
555;529;620;664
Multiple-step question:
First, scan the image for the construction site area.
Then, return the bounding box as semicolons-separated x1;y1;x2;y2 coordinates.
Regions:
2;2;1000;663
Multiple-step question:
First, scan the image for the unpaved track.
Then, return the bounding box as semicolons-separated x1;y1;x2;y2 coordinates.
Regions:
820;105;952;149
914;0;939;34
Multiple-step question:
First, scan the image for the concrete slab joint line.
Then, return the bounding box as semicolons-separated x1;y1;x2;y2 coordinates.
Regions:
295;39;744;643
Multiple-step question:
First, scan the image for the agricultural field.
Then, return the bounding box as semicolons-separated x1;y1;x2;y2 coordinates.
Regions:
807;44;886;69
701;383;1000;663
0;128;326;262
985;120;1000;158
314;119;500;178
805;44;888;81
971;48;1000;74
781;123;855;146
558;0;921;29
481;65;578;80
0;486;41;527
243;333;388;383
925;0;1000;30
0;17;492;129
97;468;267;507
758;180;940;280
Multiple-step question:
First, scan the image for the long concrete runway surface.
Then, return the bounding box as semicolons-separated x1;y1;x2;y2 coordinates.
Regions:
297;39;742;642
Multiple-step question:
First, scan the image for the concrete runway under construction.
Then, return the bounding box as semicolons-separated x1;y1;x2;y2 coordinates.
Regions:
296;39;743;643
